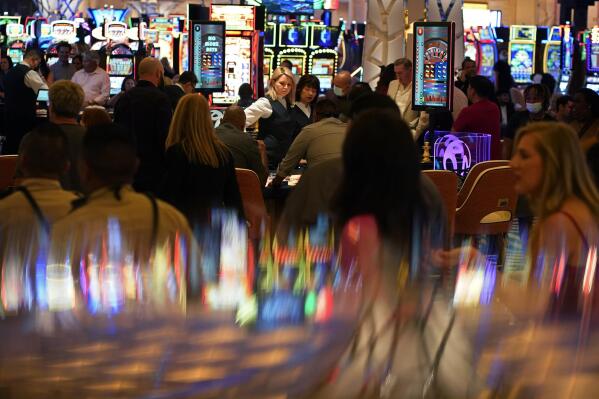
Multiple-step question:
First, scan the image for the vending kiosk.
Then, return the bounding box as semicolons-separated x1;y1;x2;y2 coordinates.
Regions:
508;25;537;84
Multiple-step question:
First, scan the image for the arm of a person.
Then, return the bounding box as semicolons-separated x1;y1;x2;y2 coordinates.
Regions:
414;111;429;140
244;97;272;127
24;70;48;93
93;72;110;105
275;130;309;178
246;139;268;186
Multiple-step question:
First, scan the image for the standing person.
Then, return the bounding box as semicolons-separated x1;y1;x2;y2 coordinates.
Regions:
47;42;76;84
160;94;244;225
554;95;574;123
70;50;110;107
455;57;477;95
571;88;599;152
244;66;296;168
290;74;320;137
511;122;599;318
494;60;525;110
3;49;47;154
114;57;172;193
164;71;198;111
0;54;13;99
387;58;426;138
325;70;352;120
237;83;254;108
452;75;502;159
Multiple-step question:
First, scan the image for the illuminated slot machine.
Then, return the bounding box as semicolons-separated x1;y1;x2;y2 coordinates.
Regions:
88;7;129;51
264;48;275;89
276;24;309;77
263;22;277;85
0;15;20;48
179;32;189;72
585;27;599;93
308;25;339;94
475;26;497;79
543;26;562;82
45;20;78;66
558;24;573;94
463;28;477;65
149;17;176;69
5;23;27;64
508;25;537;85
107;45;135;96
210;5;264;106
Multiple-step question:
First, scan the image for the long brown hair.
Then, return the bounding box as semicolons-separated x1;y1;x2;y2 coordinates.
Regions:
166;94;228;167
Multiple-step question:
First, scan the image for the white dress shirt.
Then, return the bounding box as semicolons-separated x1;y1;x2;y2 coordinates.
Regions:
295;101;311;118
71;67;110;106
20;62;48;94
244;96;288;127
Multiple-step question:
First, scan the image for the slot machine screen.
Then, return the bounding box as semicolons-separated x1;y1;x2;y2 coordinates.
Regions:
312;58;334;75
509;43;534;83
264;23;276;47
412;22;455;111
108;58;134;76
279;24;309;48
586;34;599;72
7;48;23;64
190;21;225;91
546;44;561;79
479;43;495;78
212;36;251;104
110;76;125;95
311;25;338;48
319;75;332;90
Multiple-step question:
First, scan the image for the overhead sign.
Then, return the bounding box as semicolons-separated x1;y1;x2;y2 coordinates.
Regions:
51;20;77;41
190;21;225;91
210;5;255;31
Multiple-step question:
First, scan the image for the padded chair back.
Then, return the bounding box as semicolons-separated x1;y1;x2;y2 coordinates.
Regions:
423;170;458;236
235;168;268;240
457;160;510;207
454;166;518;236
0;155;18;190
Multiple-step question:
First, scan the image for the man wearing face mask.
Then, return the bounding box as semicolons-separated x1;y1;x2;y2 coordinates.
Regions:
505;84;554;157
114;57;173;193
324;70;352;121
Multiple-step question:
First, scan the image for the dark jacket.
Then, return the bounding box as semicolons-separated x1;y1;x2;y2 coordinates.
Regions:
505;110;555;140
164;84;185;111
258;97;295;168
3;64;38;154
114;80;172;193
289;104;312;139
215;122;268;185
159;143;244;225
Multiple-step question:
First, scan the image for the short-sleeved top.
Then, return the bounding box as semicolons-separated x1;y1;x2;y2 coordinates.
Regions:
50;62;76;82
453;99;501;160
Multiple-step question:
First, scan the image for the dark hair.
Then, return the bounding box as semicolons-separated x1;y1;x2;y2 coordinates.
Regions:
56;41;71;53
556;94;573;109
83;123;137;185
178;71;198;85
347;81;373;102
314;98;338;118
524;83;551;110
587;141;599;189
468;75;494;98
349;92;398;118
334;109;424;243
238;83;253;99
462;57;476;68
493;60;515;92
1;54;13;70
121;77;135;91
72;54;82;63
541;73;556;95
280;59;293;69
295;74;320;103
575;88;599;115
24;48;42;61
21;123;68;176
377;63;396;87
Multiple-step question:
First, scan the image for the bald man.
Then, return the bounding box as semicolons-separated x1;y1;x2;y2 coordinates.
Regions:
114;57;172;193
215;105;268;185
325;70;353;121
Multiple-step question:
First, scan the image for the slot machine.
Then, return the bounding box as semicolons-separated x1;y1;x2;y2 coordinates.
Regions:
45;20;78;67
179;32;189;73
308;25;339;93
543;26;562;82
508;25;537;85
558;24;573;94
263;22;277;85
474;26;497;79
210;5;264;106
585;26;599;93
5;23;27;64
104;22;135;96
276;24;309;77
0;15;20;48
148;17;176;70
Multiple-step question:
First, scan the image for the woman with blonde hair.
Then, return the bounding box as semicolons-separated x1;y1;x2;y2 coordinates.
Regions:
511;121;599;316
244;67;296;168
160;93;243;224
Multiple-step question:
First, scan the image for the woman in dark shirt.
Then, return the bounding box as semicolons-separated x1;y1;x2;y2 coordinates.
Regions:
290;74;320;137
161;93;244;225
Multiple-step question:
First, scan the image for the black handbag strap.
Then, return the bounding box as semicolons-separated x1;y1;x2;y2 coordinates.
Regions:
15;186;50;234
144;192;159;249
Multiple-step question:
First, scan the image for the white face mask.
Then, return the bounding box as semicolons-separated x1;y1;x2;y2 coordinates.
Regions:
333;86;344;97
526;102;543;114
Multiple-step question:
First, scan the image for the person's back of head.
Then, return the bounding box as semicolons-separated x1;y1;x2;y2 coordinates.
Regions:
82;123;138;190
20;123;69;179
314;98;339;121
238;83;253;100
81;107;112;128
178;71;197;86
347;82;373;103
468;75;494;100
335;108;423;242
221;105;246;132
49;80;84;120
493;60;515;91
280;59;293;70
576;88;599;117
556;94;573;109
137;57;163;86
348;92;399;119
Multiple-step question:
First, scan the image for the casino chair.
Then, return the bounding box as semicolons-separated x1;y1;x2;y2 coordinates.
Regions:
0;155;18;191
422;170;458;237
454;165;517;236
235;168;269;241
457;160;510;207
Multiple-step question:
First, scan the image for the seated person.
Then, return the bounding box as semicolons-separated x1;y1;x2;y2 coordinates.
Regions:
215;105;268;186
0;123;78;311
272;99;347;186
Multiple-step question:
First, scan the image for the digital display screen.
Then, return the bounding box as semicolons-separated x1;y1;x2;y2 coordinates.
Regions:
278;55;305;75
108;58;133;76
587;28;599;73
261;0;313;15
190;21;225;91
7;48;23;64
479;43;496;78
464;41;477;64
510;25;536;41
311;25;337;48
319;75;332;90
88;8;128;25
311;58;335;75
562;34;573;74
509;42;535;83
545;44;561;80
412;22;454;111
37;89;49;102
210;5;255;31
279;24;309;47
110;76;125;95
212;36;251;104
264;23;276;47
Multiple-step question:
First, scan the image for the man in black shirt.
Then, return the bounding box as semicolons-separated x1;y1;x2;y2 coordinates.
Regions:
164;71;198;111
114;57;172;193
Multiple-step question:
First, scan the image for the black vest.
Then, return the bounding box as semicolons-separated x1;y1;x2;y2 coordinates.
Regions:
258;97;295;167
289;104;312;139
4;64;37;118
